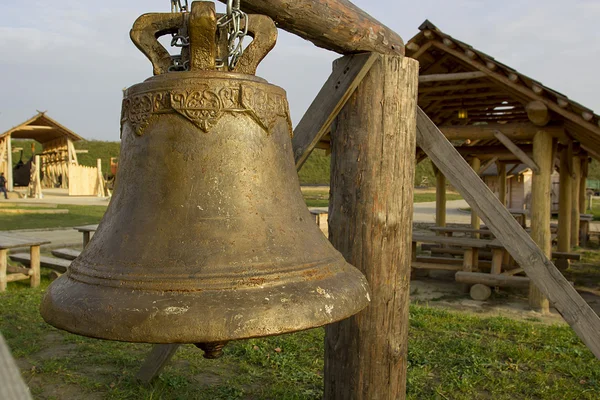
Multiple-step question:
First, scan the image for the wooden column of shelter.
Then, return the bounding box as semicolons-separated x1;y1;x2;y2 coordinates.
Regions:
435;166;446;227
558;147;572;258
325;54;418;400
529;131;554;312
580;155;589;213
571;157;581;247
470;157;481;236
6;137;12;191
497;162;507;206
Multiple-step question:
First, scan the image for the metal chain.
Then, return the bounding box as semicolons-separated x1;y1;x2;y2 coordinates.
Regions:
169;0;190;72
171;0;189;13
217;0;249;70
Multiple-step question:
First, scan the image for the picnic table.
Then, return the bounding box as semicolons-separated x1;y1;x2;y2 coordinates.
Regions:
429;226;494;239
74;224;99;248
0;233;50;291
507;209;527;228
412;234;493;272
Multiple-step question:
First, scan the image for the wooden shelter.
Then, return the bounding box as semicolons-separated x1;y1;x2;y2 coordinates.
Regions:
313;20;600;313
0;112;82;192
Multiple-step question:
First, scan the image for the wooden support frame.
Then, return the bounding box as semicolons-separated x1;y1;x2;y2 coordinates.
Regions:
419;71;486;83
293;53;378;169
416;107;600;360
493;130;539;173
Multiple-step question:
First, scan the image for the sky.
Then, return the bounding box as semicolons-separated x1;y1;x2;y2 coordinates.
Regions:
1;0;599;141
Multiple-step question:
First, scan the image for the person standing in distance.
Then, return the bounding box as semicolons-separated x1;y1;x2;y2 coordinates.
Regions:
0;172;8;199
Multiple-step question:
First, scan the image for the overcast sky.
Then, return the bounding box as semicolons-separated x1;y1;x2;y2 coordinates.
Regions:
1;0;599;141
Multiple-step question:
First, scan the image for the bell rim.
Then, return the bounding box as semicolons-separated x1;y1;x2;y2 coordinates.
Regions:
40;263;370;344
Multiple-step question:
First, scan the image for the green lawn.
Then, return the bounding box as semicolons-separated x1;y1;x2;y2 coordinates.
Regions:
1;278;598;399
0;204;107;231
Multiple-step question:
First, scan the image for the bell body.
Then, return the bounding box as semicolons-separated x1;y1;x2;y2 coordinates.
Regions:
41;71;370;344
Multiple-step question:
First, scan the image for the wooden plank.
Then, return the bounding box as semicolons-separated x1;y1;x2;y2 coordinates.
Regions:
51;248;81;261
413;234;492;248
412;261;462;271
136;344;181;384
0;233;51;250
73;224;99;233
435;169;446;227
419;71;486;83
470;158;481;237
455;271;530;289
0;249;7;292
439;123;562;141
324;55;418;400
493;130;540;174
217;0;405;56
416;107;600;360
0;333;33;400
9;253;70;273
293;53;378;169
429;227;494;236
6;273;29;283
479;157;499;176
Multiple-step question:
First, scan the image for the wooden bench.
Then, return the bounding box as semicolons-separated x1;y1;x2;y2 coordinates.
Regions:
73;224;98;248
309;209;328;234
580;214;594;247
0;233;50;291
51;248;81;261
9;253;71;274
412;234;492;273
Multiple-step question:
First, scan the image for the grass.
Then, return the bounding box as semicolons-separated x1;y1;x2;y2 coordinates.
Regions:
1;278;598;399
0;204;107;231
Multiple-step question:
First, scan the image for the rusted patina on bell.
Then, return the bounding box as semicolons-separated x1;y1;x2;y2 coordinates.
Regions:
41;1;370;349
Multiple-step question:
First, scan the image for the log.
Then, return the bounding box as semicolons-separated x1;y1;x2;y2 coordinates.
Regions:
493;130;539;174
137;344;182;384
470;284;492;301
529;131;554;312
497;162;507;206
416;108;600;360
29;246;40;288
419;71;486;83
412;261;462;271
456;271;530;289
470;158;481;237
526;100;551;126
217;0;404;55
325;55;418;400
439;123;563;141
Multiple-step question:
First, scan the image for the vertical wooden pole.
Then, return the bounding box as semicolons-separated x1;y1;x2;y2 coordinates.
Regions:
35;155;42;199
29;246;41;288
497;162;507;206
571;156;581;247
324;54;418;400
435;168;446;227
0;249;7;292
558;147;572;255
6;136;12;191
580;156;588;213
470;157;481;237
529;131;554;313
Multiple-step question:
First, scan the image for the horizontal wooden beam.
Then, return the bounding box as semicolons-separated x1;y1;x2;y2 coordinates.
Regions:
493;130;539;173
419;71;487;83
13;125;54;131
456;145;532;156
419;83;492;94
416;107;600;360
422;91;505;101
218;0;405;55
439;123;562;141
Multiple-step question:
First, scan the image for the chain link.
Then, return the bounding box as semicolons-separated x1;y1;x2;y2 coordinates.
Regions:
169;0;190;72
171;0;189;13
217;0;248;70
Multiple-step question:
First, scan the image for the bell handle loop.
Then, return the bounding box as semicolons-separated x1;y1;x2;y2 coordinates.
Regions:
231;14;277;75
188;1;217;71
130;12;186;76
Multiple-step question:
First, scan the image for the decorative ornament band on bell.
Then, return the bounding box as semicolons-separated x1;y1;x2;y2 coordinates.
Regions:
40;0;370;358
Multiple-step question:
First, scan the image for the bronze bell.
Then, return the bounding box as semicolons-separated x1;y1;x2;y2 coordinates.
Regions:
40;1;370;355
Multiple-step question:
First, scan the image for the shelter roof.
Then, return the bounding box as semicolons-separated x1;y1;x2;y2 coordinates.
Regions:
407;20;600;160
0;112;84;144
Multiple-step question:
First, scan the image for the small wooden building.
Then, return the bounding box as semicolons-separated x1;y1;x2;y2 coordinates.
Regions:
481;164;560;212
0;112;82;192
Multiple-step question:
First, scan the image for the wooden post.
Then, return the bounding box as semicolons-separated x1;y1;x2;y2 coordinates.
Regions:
0;249;7;292
324;54;418;400
34;155;42;199
435;167;446;227
136;344;181;383
470;157;481;236
571;156;581;247
529;131;554;313
558;147;572;257
498;162;507;206
29;246;41;288
580;156;588;213
6;136;12;191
